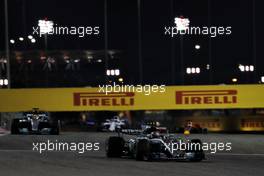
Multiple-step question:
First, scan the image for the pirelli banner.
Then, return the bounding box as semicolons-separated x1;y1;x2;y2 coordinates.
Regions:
0;85;264;112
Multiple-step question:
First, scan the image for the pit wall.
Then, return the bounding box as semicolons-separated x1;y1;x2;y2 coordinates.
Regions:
1;85;264;112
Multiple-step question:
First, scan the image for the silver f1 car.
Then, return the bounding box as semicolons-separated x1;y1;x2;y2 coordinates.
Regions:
98;116;127;132
11;111;60;135
106;126;205;161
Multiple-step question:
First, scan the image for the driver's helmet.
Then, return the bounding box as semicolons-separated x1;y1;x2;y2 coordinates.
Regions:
151;131;160;138
32;114;38;120
144;126;157;134
187;120;193;127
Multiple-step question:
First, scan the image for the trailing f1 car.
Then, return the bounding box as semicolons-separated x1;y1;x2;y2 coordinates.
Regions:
175;121;208;134
98;116;127;132
106;126;205;162
11;110;60;135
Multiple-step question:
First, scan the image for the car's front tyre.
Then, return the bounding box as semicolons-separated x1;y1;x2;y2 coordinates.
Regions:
11;119;19;134
106;136;125;158
135;139;151;161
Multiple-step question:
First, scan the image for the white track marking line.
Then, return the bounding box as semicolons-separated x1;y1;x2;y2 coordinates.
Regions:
207;153;264;156
0;133;9;137
0;150;263;157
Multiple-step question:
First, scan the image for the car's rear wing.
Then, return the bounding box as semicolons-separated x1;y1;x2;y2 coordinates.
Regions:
121;126;168;135
121;129;142;135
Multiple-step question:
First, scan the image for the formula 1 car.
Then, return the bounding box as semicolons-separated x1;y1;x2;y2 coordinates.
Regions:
187;124;208;134
175;122;208;134
106;126;205;162
98;116;127;132
11;111;60;135
141;121;168;133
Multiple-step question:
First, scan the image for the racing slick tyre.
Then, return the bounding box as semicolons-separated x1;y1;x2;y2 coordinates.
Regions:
135;139;151;161
11;119;20;134
50;121;60;135
187;139;205;162
50;125;60;135
202;128;208;134
106;136;125;158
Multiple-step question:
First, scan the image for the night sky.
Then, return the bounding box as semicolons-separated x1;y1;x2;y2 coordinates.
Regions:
0;0;263;86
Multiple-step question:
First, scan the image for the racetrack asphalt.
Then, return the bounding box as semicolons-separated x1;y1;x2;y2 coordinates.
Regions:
0;132;263;176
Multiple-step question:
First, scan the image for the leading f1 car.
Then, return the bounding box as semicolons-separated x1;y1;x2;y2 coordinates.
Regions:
106;126;205;161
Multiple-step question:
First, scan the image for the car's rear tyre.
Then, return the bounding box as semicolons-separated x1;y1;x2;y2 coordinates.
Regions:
202;128;208;134
191;139;202;145
11;119;20;134
135;139;151;161
187;139;205;162
50;122;60;135
106;136;125;158
50;125;60;135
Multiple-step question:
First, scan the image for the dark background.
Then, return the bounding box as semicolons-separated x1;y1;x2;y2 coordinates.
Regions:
0;0;263;87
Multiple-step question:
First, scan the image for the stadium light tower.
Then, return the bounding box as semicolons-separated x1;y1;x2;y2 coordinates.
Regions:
10;39;15;44
106;69;120;76
19;37;24;41
195;45;201;50
0;79;8;87
38;19;53;51
31;38;36;43
174;16;190;85
174;17;190;32
186;67;201;74
238;64;254;72
38;19;53;34
4;0;11;88
232;78;238;83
